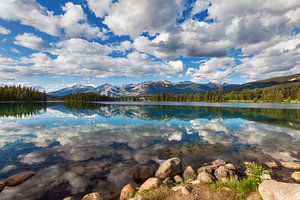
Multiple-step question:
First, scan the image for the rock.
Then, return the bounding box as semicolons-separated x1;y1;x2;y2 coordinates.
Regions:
183;166;196;181
171;185;183;191
291;171;300;183
163;177;175;187
138;177;162;192
280;161;300;170
197;165;216;175
212;159;226;167
0;182;4;193
197;171;215;183
120;184;136;200
155;157;182;180
82;192;104;200
132;165;154;184
214;166;238;182
174;175;183;184
5;171;35;186
224;163;236;171
129;195;142;200
264;161;278;169
191;179;201;185
260;174;272;181
181;186;191;195
63;197;75;200
244;161;252;168
259;180;300;200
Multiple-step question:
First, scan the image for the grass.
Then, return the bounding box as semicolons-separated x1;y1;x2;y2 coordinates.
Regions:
211;163;269;199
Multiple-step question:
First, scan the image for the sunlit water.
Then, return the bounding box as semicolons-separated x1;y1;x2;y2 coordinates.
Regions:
0;102;300;200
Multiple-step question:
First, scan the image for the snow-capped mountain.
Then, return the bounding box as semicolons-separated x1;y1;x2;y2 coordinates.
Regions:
48;80;226;97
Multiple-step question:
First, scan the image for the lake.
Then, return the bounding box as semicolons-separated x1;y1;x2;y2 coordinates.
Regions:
0;102;300;200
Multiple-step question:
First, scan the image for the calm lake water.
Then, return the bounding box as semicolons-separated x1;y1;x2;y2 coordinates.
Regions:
0;102;300;200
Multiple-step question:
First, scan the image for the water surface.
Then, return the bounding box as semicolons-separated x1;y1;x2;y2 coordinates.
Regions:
0;102;299;200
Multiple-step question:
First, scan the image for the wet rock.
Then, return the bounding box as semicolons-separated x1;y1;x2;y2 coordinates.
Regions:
197;171;215;183
212;159;226;167
224;163;236;171
181;186;191;195
171;185;183;191
291;171;300;183
82;192;104;200
183;166;196;181
5;171;35;186
197;165;216;175
132;165;154;184
259;180;300;200
280;161;300;170
214;166;238;182
174;175;183;184
138;177;162;192
155;157;182;180
264;161;278;169
120;184;136;200
0;182;4;193
163;177;175;187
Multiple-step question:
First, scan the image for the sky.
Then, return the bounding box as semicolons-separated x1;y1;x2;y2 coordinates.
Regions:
0;0;299;91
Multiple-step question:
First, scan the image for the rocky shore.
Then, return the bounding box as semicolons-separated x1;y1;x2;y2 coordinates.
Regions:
60;158;300;200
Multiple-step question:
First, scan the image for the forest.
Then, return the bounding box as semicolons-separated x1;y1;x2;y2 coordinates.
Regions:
0;85;47;101
64;92;113;102
118;86;300;103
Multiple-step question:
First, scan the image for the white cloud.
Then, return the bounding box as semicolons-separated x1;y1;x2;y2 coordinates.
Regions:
0;25;10;35
87;0;112;18
14;33;47;50
0;1;103;39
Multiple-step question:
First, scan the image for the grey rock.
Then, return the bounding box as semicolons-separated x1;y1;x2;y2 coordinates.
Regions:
259;180;300;200
5;171;35;186
82;192;104;200
197;171;215;183
280;161;300;170
174;175;183;184
138;177;162;192
155;157;182;180
183;166;196;181
132;165;154;184
291;171;300;183
214;166;238;182
197;165;216;175
120;184;136;200
212;159;226;167
224;163;236;171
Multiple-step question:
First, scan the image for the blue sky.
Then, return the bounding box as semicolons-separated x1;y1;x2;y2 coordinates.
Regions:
0;0;299;91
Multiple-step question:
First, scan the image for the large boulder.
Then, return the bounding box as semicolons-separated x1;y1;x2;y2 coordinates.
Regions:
0;182;4;193
120;184;136;200
280;161;300;170
138;177;162;192
82;192;104;200
259;180;300;200
291;171;300;183
197;171;215;183
132;165;154;184
214;166;238;182
212;159;226;167
155;157;182;180
183;166;196;181
4;171;35;186
197;165;216;175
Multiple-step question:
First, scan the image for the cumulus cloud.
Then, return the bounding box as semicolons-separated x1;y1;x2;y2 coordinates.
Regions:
0;25;10;34
14;33;48;50
87;0;112;18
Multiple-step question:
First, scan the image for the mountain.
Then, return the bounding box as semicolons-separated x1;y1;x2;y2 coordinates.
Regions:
48;73;300;97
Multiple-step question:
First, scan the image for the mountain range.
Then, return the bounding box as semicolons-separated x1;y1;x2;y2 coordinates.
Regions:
48;73;300;97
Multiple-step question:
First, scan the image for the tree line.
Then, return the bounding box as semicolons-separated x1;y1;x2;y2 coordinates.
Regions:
117;86;300;103
0;85;47;101
64;92;113;102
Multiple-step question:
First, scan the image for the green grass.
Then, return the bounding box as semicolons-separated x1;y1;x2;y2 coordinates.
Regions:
211;163;269;199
